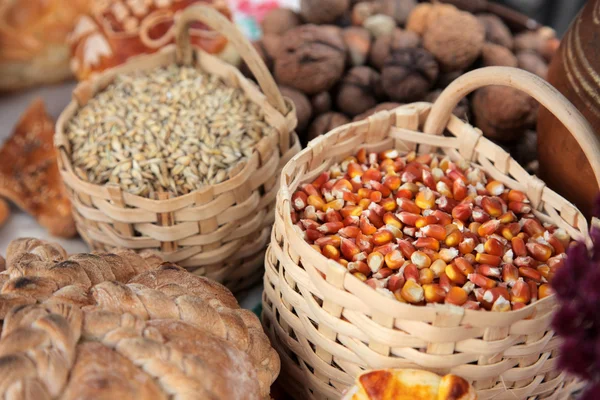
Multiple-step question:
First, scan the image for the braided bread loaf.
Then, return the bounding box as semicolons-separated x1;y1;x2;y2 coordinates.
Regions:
0;238;279;399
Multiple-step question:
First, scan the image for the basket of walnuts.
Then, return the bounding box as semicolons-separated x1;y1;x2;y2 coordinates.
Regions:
55;4;299;292
262;66;600;399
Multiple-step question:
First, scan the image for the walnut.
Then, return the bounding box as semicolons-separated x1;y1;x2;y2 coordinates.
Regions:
516;51;548;79
312;92;332;115
481;43;517;67
351;2;378;25
381;48;439;102
514;28;559;62
301;0;350;24
477;14;514;49
423;10;485;71
279;86;313;132
472;86;537;142
352;102;402;121
363;14;396;38
261;8;301;35
343;27;371;66
241;35;280;77
369;28;420;70
406;3;457;35
377;0;416;25
336;66;382;116
274;25;347;95
307;112;351;141
425;90;469;120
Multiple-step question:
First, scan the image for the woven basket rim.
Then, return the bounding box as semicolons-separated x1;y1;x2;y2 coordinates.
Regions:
277;101;586;317
55;43;297;204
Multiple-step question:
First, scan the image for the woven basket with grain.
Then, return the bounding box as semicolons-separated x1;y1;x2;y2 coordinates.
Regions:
55;5;299;293
262;67;600;399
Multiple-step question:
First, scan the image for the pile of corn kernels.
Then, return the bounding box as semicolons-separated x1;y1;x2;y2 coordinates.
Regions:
291;149;570;311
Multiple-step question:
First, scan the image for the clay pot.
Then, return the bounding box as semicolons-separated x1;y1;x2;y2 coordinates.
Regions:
537;0;600;218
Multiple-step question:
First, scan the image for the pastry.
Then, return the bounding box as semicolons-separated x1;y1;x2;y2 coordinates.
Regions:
0;0;90;91
69;0;232;81
343;369;477;400
0;99;76;237
0;237;280;399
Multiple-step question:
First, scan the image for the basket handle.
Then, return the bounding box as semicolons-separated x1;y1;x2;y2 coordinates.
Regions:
174;4;289;116
423;66;600;187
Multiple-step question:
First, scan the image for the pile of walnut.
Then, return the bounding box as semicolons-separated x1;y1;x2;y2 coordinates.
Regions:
253;0;558;170
291;149;570;311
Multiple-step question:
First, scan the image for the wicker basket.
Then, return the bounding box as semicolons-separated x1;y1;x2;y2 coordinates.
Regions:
262;67;600;399
55;5;300;292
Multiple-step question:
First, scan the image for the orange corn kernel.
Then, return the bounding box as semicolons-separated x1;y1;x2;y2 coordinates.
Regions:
360;216;377;235
478;219;501;237
419;268;435;285
292;191;308;210
353;272;368;282
528;280;538;303
415;153;432;164
369;191;383;203
481;196;503;217
415;215;438;228
445;230;463;247
547;234;565;255
430;259;447;277
446;287;468;306
511;237;527;257
485;180;505;196
423;283;446;303
454;257;475;275
356;233;373;253
478;264;501;278
397;211;419;226
403;263;420;282
358;187;373;199
526;242;552;262
439;248;459;263
421;224;447;241
401;280;424;303
367;251;385;273
519;266;542;282
397;239;416;259
447;169;468;183
498;211;516;224
396;198;421;214
432;210;452;226
468;273;497;289
318;221;344;234
302;183;320;197
388;273;405;292
373;229;394;246
439;272;453;292
507;189;527;202
502;222;521;240
341;205;363;219
410;251;432;269
340;238;360;260
374;243;397;255
323;245;340;259
383;174;401;191
307;194;326;210
383;213;402;229
538;283;554;299
475;253;501;267
436;180;453;198
491;296;512;312
371;181;392;197
323;199;344;212
451;203;472;221
306;229;324;242
348;261;370;275
537;264;550;280
484;238;503;256
356;148;367;163
422;169;436;190
362;168;382;184
315;235;342;248
325;209;343;223
446;263;467;285
522;219;544;237
468;222;482;235
452;179;467;201
380;197;397;212
414;237;440;251
384;250;405;270
312;172;329;188
510;279;531;304
463;253;476;264
415;188;436;210
358;198;371;210
509;201;532;214
458;237;476;254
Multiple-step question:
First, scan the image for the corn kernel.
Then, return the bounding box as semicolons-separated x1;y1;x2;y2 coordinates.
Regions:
411;251;431;269
445;287;468;306
401;280;424;303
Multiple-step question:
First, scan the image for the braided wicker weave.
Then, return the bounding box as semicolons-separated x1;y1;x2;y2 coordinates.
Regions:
55;5;299;292
262;67;600;399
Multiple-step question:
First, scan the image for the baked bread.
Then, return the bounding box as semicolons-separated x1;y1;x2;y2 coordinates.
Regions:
0;237;280;399
0;0;90;91
69;0;231;81
343;369;477;400
0;99;76;237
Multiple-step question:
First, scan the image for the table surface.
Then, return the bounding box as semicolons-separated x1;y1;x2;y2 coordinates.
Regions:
0;81;263;309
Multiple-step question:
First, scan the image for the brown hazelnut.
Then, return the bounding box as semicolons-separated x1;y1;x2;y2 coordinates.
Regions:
274;25;347;95
261;8;301;36
352;2;378;25
514;28;559;62
472;86;537;142
436;70;463;89
381;47;439;102
352;102;402;121
481;43;518;67
477;14;514;49
307;112;351;141
377;0;417;25
363;14;396;38
279;86;313;132
406;3;457;35
241;35;280;77
369;28;421;70
336;66;381;116
343;27;371;66
301;0;350;24
516;51;548;79
423;10;485;71
312;92;332;115
425;90;469;120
